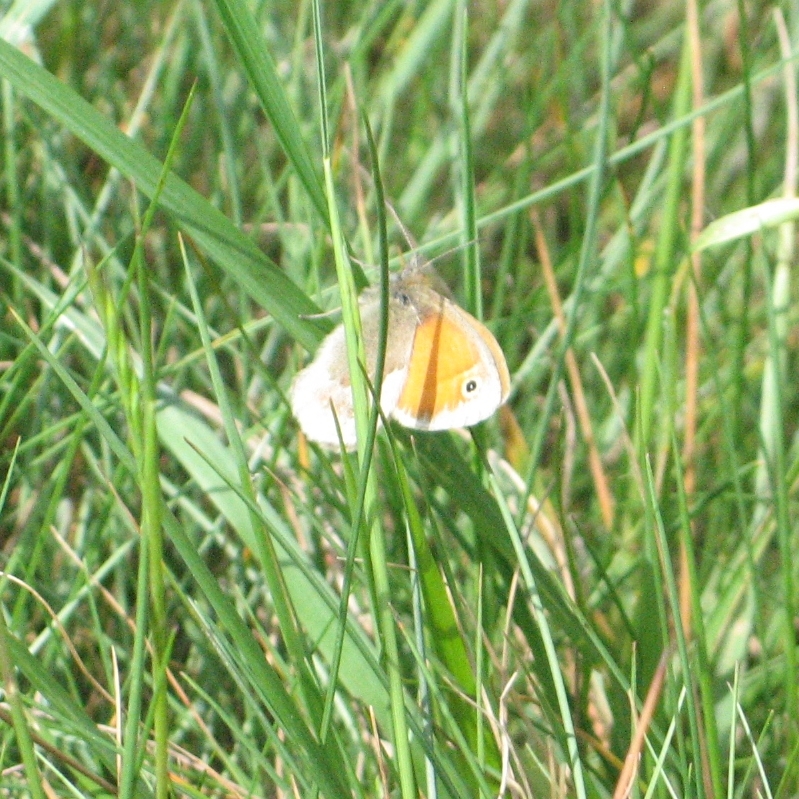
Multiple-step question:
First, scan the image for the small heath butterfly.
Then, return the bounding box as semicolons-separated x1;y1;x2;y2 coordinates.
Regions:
290;262;510;449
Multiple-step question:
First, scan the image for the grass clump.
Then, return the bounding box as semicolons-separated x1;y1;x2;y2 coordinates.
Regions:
1;0;798;797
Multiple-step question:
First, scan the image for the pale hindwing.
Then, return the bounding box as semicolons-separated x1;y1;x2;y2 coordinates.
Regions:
289;324;358;448
289;290;415;449
359;288;416;418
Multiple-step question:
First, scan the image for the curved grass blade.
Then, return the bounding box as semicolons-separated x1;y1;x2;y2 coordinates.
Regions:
693;197;799;252
0;38;325;352
210;0;328;223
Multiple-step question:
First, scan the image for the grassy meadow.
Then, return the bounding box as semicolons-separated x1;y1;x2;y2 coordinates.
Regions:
1;0;798;796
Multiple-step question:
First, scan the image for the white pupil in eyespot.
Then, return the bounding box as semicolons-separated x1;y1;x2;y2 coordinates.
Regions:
464;379;478;395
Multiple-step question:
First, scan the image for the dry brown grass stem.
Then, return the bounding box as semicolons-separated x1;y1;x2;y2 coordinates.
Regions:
611;653;668;799
678;0;707;644
531;210;615;530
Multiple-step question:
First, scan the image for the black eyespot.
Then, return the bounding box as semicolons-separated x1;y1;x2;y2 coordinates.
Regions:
396;291;412;306
464;379;478;394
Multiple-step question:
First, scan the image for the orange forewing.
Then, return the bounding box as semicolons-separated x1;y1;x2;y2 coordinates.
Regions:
396;310;484;422
473;318;511;397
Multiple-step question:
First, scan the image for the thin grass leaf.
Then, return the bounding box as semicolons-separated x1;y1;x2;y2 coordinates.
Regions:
0;38;324;351
209;0;327;222
155;401;391;722
693;197;799;252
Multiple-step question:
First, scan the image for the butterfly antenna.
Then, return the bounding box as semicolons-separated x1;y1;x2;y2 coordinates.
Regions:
353;159;481;271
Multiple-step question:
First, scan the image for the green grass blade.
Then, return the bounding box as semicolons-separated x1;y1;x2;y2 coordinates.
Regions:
0;38;323;352
637;39;691;447
209;0;327;222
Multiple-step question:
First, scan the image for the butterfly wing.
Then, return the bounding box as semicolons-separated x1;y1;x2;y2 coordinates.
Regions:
391;295;509;431
289;323;361;448
289;290;416;449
